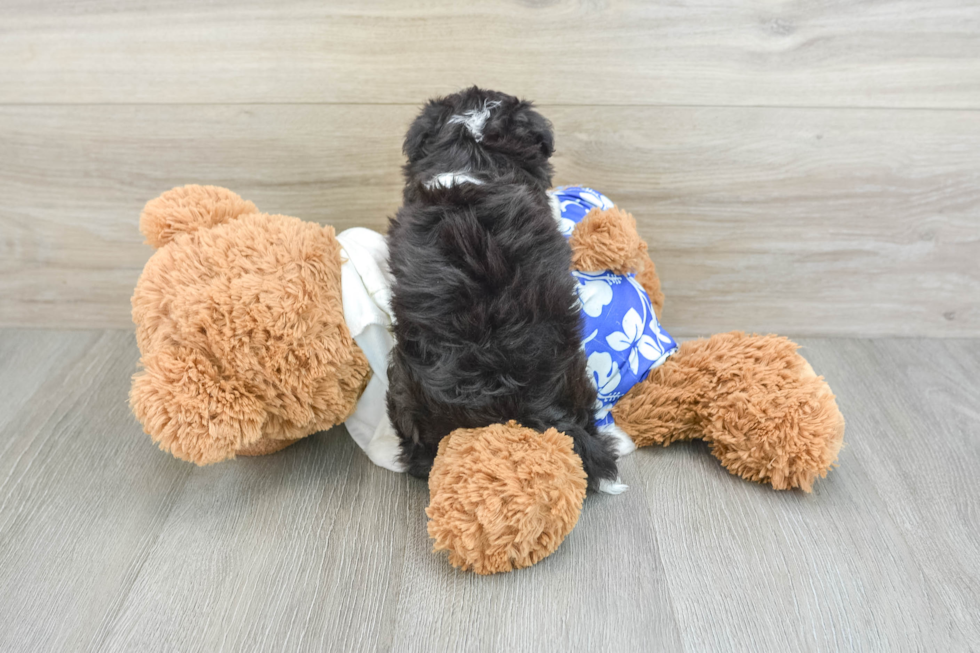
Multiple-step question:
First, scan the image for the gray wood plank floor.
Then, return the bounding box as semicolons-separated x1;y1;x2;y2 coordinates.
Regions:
0;329;978;652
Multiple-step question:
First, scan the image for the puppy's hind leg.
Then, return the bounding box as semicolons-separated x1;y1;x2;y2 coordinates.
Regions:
561;422;625;494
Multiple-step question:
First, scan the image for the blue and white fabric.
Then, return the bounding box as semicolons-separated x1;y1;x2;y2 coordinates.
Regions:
549;186;679;428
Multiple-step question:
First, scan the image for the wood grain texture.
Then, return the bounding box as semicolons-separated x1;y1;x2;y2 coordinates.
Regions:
2;0;979;107
2;105;978;334
389;455;683;653
0;103;413;329
0;330;193;652
1;330;978;651
630;337;980;650
98;432;413;652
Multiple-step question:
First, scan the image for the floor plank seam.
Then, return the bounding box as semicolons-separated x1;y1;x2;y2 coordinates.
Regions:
630;450;689;652
85;465;194;652
0;339;115;524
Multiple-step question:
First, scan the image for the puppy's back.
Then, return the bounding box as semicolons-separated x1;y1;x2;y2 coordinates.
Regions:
387;181;598;473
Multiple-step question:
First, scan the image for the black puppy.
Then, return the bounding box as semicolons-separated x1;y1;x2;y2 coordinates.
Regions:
386;87;621;492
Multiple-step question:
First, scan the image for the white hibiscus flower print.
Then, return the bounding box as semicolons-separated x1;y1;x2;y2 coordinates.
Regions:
594;401;611;424
582;328;599;347
578;188;615;210
587;351;621;396
557;218;576;236
649;314;675;346
627;275;675;347
606;308;665;375
572;273;614;318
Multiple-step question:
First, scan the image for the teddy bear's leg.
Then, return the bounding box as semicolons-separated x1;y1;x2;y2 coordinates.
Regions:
425;422;588;574
612;332;845;491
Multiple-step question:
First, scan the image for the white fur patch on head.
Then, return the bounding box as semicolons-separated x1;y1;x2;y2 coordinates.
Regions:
447;99;501;142
424;172;484;189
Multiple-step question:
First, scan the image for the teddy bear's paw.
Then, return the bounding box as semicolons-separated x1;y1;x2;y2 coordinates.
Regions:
425;421;587;575
702;337;846;492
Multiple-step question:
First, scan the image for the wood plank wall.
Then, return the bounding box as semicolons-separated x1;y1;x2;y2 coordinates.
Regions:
1;1;978;335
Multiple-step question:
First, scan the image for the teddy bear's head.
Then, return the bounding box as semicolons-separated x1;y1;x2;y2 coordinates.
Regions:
130;185;370;464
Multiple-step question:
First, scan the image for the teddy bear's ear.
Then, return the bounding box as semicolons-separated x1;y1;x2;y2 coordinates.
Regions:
130;345;267;465
139;185;259;248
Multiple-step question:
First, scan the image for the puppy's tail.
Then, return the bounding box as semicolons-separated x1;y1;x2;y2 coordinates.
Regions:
560;422;625;494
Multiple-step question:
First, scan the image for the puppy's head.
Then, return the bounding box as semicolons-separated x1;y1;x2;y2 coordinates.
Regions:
403;87;555;190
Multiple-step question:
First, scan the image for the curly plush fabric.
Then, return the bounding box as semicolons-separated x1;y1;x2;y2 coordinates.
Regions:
633;252;665;319
235;438;301;456
131;186;370;464
140;184;258;249
426;422;588;575
567;204;665;319
612;332;845;491
568;207;648;275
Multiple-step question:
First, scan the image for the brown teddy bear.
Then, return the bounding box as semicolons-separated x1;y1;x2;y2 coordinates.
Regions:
129;184;844;576
130;185;400;467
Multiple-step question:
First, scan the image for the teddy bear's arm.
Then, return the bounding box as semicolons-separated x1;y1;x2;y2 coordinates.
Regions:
568;206;664;319
634;250;664;320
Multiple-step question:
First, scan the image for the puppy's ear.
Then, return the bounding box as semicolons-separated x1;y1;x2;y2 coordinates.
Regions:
403;100;454;164
484;99;555;160
514;103;555;158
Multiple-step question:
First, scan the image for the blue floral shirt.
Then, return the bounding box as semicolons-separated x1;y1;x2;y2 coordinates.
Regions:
550;186;679;428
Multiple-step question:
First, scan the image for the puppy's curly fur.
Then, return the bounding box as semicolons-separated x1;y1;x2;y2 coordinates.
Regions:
386;87;619;490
